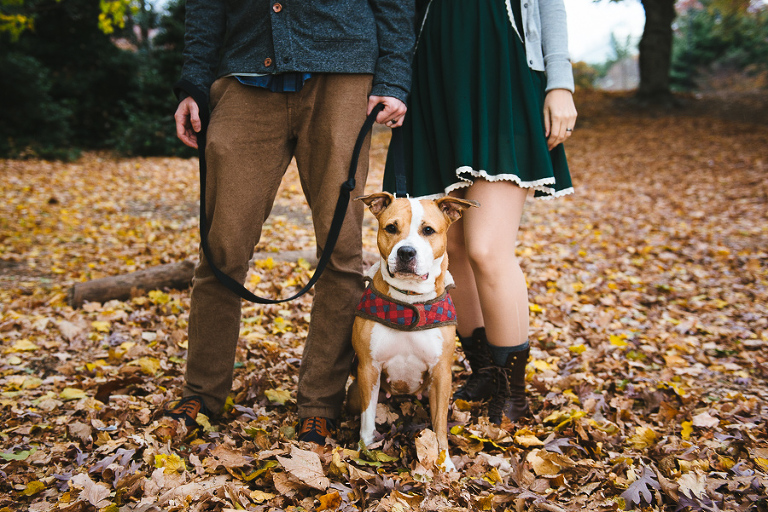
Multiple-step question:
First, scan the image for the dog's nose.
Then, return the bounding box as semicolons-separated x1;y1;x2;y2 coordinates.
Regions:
397;246;417;262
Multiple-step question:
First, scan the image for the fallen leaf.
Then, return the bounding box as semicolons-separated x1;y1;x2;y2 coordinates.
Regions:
276;445;330;490
69;472;111;508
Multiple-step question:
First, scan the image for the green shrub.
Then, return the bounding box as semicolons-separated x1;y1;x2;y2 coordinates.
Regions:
0;52;78;160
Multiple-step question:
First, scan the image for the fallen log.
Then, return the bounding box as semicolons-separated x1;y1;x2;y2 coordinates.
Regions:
68;250;378;308
68;260;195;309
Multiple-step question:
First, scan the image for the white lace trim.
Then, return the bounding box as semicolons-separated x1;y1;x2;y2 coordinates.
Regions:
505;0;523;42
417;166;571;200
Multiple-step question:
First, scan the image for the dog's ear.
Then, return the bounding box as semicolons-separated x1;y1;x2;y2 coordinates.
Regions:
435;197;479;223
357;192;394;217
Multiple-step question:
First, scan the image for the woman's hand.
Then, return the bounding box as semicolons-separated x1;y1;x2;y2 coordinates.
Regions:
368;95;407;128
543;89;577;150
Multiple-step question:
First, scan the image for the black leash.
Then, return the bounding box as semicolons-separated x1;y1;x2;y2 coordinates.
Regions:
175;79;404;304
389;123;408;198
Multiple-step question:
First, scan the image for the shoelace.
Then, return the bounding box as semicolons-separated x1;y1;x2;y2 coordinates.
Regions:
456;366;493;396
302;417;325;432
487;366;528;421
301;417;334;437
167;397;202;416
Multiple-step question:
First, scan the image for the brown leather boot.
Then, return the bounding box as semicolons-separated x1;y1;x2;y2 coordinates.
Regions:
453;327;495;402
487;346;531;424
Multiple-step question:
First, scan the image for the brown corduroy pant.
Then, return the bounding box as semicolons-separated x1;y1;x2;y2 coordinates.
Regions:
183;74;373;419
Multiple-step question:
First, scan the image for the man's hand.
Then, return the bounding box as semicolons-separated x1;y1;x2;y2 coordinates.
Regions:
174;96;202;149
543;89;577;150
368;95;407;128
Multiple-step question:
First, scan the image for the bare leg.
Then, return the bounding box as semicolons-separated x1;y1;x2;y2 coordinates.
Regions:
448;180;529;348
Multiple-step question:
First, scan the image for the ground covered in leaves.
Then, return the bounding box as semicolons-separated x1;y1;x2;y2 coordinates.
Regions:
1;91;767;511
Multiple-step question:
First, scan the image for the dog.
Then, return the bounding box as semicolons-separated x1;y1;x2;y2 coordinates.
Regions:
348;191;477;471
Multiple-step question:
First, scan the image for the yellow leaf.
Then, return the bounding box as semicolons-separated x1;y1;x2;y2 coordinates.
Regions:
514;428;544;447
7;356;22;365
254;257;275;270
627;426;657;450
23;480;46;496
681;420;693;440
85;360;107;373
572;282;584;292
717;455;735;470
148;290;170;305
526;449;575;475
664;354;687;367
529;304;543;313
453;398;472;411
475;493;495;511
329;449;348;478
91;321;111;333
11;340;39;352
22;377;43;390
569;344;586;354
659;381;686;396
563;389;580;404
483;467;503;484
132;357;161;375
317;491;341;511
60;387;87;401
754;457;768;472
155;453;186;474
297;258;312;270
264;388;292;405
250;490;276;503
543;409;586;429
531;359;552;372
609;335;628;347
271;317;292;334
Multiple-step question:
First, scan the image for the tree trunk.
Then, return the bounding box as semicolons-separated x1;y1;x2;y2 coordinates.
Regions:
638;0;677;102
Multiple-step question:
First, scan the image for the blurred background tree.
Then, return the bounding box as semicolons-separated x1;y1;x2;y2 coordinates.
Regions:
0;0;192;159
573;0;766;97
671;0;768;91
1;0;766;159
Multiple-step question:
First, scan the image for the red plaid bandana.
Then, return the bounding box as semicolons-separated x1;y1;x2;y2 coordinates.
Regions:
355;284;457;331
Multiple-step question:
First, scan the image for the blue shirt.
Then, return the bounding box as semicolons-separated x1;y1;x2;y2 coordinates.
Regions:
234;73;312;93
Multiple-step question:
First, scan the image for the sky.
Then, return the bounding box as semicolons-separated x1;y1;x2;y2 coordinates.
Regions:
564;0;647;63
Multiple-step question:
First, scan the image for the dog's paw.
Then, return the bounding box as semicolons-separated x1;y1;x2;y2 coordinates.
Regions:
360;431;376;448
437;449;456;472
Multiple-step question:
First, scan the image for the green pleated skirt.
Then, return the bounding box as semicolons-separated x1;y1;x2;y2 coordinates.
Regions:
384;0;573;199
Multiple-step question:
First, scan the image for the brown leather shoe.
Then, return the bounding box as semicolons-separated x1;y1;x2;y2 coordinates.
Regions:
487;347;531;425
163;395;212;428
297;417;336;445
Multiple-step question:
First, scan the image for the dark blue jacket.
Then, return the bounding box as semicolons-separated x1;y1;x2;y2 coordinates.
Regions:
181;0;415;102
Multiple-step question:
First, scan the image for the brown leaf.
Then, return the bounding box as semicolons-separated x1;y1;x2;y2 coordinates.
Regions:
276;445;330;490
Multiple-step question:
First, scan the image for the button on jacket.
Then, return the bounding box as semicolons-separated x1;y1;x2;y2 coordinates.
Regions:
182;0;415;102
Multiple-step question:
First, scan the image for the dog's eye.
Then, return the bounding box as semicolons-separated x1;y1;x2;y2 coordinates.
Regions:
422;226;435;236
385;224;398;234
